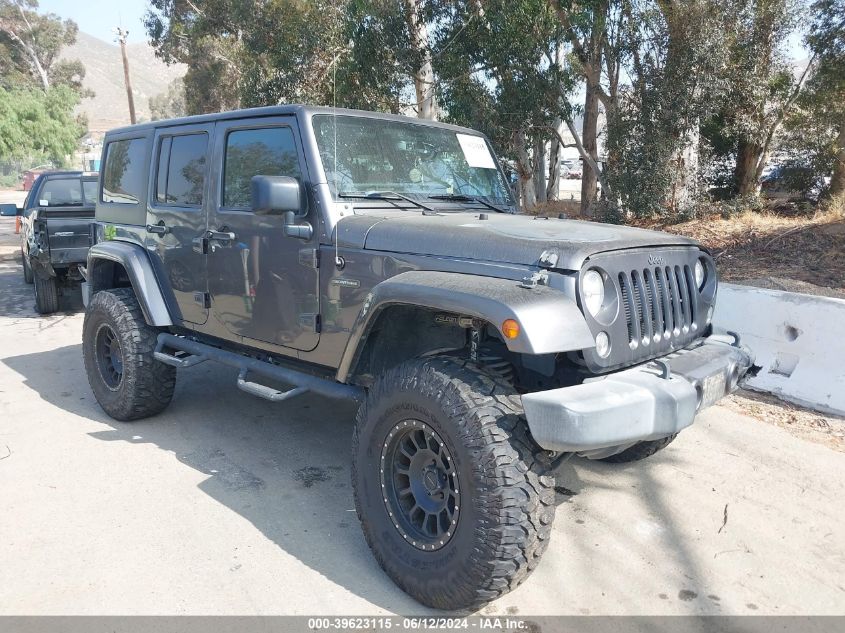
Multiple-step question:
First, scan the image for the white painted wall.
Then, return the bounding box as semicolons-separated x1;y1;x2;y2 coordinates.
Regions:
712;283;845;416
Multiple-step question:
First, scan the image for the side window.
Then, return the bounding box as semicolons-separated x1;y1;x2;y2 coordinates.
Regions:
102;138;146;205
223;127;301;209
38;178;83;206
82;180;97;203
155;133;208;206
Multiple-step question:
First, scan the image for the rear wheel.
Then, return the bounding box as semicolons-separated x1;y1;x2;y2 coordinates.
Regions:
82;288;176;421
33;274;59;314
352;357;556;610
598;435;677;463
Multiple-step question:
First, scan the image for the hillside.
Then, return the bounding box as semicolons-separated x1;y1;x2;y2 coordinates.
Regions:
62;32;186;133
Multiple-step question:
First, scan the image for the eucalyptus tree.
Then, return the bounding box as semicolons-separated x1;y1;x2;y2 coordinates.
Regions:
433;0;578;209
0;0;87;94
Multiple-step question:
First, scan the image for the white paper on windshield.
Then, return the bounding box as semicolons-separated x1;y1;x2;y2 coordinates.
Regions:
456;133;496;169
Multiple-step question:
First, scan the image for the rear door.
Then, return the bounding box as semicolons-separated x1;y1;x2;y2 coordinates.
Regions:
146;123;213;325
207;116;320;351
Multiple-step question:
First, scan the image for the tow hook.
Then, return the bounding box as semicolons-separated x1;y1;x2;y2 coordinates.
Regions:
726;330;742;347
653;359;671;380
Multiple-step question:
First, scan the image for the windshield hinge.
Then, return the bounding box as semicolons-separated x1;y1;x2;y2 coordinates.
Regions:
299;247;320;269
538;250;559;269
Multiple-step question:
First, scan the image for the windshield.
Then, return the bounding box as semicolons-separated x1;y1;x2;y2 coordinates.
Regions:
312;114;513;205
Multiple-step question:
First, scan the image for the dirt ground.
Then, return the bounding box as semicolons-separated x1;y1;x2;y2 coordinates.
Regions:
724;390;845;453
655;210;845;296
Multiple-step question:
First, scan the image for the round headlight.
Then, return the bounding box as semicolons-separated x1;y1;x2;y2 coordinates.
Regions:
694;259;706;290
582;269;605;316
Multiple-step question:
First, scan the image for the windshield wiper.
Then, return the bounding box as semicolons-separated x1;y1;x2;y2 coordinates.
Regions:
338;190;436;214
426;194;511;214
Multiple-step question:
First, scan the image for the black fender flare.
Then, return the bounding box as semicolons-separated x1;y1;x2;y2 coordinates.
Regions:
336;270;594;382
86;241;173;326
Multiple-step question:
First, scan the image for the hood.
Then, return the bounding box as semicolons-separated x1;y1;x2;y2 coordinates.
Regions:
335;211;700;270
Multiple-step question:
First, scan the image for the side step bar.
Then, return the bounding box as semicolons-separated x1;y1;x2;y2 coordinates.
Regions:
154;333;363;402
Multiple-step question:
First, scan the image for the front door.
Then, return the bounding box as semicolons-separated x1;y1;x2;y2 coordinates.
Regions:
146;123;213;325
207;117;319;351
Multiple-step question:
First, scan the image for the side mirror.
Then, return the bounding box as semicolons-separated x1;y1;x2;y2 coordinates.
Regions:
0;203;21;217
250;175;312;240
251;175;303;216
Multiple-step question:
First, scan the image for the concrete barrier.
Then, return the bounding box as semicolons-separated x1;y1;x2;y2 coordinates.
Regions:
712;283;845;416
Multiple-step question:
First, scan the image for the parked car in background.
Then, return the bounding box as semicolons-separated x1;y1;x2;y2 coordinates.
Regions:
761;164;829;200
13;171;98;313
563;160;582;179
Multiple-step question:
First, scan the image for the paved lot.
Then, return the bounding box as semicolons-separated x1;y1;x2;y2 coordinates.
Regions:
0;217;843;616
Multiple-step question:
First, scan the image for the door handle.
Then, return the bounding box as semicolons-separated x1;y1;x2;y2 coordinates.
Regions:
207;229;236;242
146;223;168;235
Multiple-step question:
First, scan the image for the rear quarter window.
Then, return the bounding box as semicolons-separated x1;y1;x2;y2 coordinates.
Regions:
101;138;146;205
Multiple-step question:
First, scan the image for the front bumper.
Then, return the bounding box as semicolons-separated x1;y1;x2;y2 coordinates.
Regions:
521;336;755;459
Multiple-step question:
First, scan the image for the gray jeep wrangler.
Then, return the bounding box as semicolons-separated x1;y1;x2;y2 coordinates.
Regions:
81;106;753;610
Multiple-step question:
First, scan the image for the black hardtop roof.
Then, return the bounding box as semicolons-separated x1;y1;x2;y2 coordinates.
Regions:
105;105;486;138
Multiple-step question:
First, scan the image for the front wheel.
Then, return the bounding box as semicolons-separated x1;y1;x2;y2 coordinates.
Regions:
82;288;176;421
352;357;556;611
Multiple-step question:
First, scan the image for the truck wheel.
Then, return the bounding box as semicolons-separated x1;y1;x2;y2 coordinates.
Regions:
22;255;33;284
82;288;176;421
33;275;59;314
352;357;556;610
598;435;677;463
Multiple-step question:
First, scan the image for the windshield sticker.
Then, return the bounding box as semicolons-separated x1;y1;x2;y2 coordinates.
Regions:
456;134;496;169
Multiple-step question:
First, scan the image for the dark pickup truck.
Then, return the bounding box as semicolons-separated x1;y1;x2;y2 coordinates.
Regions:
1;171;98;313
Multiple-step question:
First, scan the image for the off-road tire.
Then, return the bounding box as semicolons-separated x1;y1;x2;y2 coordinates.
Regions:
598;434;678;463
352;357;556;611
22;254;33;284
33;274;59;314
82;288;176;421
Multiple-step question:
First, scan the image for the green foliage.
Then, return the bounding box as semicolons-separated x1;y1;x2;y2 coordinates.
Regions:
0;85;83;165
0;0;89;94
783;0;845;196
149;77;187;121
605;0;730;218
145;0;415;114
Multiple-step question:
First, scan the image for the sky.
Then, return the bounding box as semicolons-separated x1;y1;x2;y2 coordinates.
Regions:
37;0;151;43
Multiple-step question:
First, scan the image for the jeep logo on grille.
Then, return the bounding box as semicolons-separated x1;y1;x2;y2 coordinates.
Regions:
648;254;666;266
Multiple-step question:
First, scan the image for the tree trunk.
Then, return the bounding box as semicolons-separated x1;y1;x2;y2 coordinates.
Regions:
735;139;763;196
534;137;547;204
404;0;437;120
831;118;845;198
547;120;563;200
580;74;600;216
515;130;537;210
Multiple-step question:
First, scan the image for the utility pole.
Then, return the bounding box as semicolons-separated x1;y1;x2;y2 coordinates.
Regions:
114;27;136;125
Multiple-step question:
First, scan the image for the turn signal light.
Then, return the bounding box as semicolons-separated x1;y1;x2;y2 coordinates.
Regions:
502;319;520;339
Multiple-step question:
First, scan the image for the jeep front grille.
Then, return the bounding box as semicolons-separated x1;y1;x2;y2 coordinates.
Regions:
618;264;698;348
